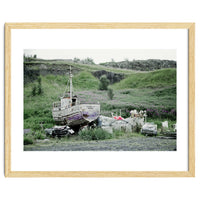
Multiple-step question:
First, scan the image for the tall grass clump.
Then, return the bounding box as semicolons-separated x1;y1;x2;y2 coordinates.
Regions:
107;88;114;100
79;128;112;141
37;76;43;95
31;85;37;96
24;136;33;145
31;76;43;96
34;131;46;140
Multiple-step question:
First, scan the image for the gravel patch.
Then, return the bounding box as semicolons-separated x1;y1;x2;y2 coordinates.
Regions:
24;137;176;151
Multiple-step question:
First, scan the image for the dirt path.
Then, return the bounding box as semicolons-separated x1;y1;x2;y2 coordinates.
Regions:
24;137;176;151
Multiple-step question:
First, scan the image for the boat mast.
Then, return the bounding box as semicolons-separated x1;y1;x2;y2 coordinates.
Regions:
69;66;73;99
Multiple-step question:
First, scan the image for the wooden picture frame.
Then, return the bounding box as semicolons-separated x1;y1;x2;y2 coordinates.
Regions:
5;23;195;177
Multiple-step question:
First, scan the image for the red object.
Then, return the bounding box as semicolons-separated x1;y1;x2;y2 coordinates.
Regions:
114;116;123;120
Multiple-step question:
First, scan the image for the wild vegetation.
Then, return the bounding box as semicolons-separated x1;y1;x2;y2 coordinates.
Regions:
100;59;176;71
24;57;176;143
79;128;112;141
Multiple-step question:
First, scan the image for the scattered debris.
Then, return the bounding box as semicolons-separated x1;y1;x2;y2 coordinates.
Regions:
157;132;176;139
173;124;177;132
45;109;176;140
45;125;74;137
130;109;139;118
102;126;113;134
141;123;157;136
99;113;145;133
162;121;168;129
159;121;176;139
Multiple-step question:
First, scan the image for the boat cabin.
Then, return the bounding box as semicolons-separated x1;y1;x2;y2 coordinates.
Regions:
60;95;78;109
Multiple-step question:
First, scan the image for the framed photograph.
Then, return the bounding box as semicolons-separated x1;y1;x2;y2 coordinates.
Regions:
5;23;195;177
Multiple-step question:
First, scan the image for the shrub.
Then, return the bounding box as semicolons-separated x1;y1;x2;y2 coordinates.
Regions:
34;131;46;140
107;88;114;100
37;77;43;95
79;128;112;141
31;77;43;96
146;108;176;121
113;130;123;138
24;137;33;145
30;123;42;131
31;85;37;96
99;75;110;90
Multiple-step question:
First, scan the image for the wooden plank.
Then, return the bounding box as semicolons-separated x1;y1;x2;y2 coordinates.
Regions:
188;23;195;177
5;23;12;177
5;22;193;29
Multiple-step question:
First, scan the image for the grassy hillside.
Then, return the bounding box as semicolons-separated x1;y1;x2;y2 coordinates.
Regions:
24;60;136;75
112;68;176;89
24;71;100;130
24;60;176;131
72;71;100;90
100;59;176;71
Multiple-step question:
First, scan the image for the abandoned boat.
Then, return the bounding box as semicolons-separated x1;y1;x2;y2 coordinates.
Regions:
52;67;100;128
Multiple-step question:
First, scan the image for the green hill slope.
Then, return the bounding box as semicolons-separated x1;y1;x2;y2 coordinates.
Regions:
24;62;176;130
112;68;176;89
72;71;100;90
100;59;176;71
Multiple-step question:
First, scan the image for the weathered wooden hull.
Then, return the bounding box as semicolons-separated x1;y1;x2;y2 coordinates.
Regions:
52;104;100;127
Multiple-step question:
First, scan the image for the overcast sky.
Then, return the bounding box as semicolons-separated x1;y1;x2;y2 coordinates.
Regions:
24;49;176;64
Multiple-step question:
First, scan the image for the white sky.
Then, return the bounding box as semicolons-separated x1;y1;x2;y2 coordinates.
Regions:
24;49;176;64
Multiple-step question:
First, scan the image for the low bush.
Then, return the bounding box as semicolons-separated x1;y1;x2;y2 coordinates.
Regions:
24;137;33;145
31;85;37;96
99;75;110;90
34;131;46;140
146;108;176;121
107;88;114;100
79;128;112;141
112;130;124;138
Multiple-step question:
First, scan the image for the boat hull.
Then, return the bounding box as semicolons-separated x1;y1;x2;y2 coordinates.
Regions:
52;104;100;127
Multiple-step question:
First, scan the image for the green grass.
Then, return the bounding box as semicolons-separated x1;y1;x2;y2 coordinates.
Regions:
25;60;136;75
79;128;112;141
75;86;176;119
24;71;100;130
112;68;176;89
24;137;34;145
24;75;66;130
72;71;100;90
71;62;138;75
24;62;176;132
